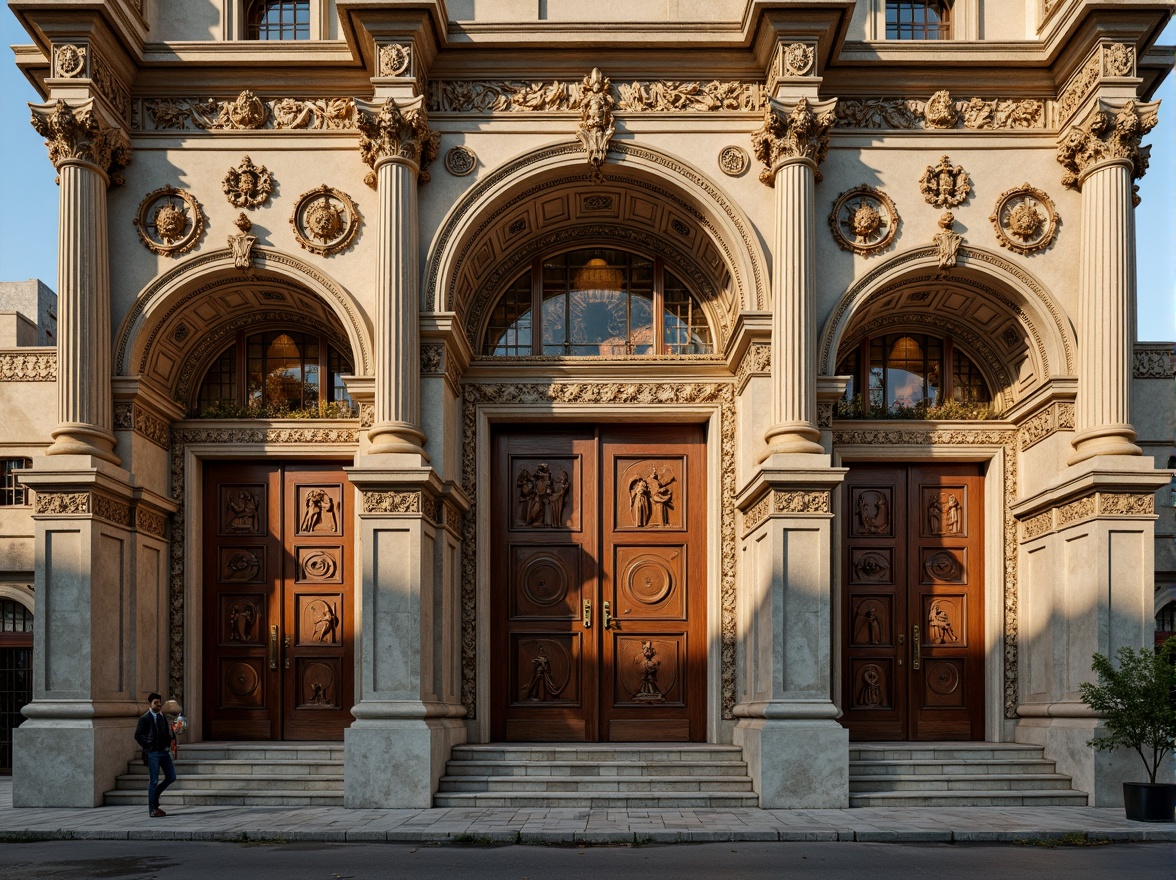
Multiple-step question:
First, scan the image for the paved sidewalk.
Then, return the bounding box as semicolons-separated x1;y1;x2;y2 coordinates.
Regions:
0;782;1172;844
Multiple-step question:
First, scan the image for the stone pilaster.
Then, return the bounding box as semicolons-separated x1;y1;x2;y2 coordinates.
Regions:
343;471;468;808
1056;99;1159;464
752;97;837;460
355;96;439;461
733;468;848;807
29;99;129;465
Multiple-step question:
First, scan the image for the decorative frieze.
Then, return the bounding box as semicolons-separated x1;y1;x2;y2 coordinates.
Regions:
835;93;1044;130
361;491;423;514
1133;347;1176;378
53;43;87;78
1018;401;1074;451
1057;100;1158;194
92;493;132;527
136;507;168;539
990;184;1060;256
743;489;833;533
30;98;131;184
435;498;463;534
734;342;771;390
751;97;837;185
34;492;91;515
113;402;170;448
134;94;356;131
1019;491;1158;540
420;344;444;373
0;351;57;381
428;78;766;113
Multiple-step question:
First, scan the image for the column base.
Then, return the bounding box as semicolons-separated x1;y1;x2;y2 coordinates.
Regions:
47;423;120;466
734;718;848;808
1015;716;1171;806
13;712;136;807
1068;423;1142;465
758;421;824;460
367;421;430;461
344;714;467;808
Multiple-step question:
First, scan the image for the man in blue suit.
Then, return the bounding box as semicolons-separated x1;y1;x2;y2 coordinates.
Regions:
133;693;177;817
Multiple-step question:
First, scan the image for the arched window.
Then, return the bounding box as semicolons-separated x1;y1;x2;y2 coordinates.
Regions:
837;332;991;412
483;248;713;357
886;0;952;39
195;329;354;415
246;1;310;40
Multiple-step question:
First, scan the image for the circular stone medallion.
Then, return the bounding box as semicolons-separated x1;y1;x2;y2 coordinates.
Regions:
444;145;477;177
718;145;750;177
990;184;1059;255
290;184;360;256
133;185;205;256
829;185;899;255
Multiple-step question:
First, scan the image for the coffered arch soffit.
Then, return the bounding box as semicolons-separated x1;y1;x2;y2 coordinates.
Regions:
423;140;768;352
114;248;373;406
820;246;1077;404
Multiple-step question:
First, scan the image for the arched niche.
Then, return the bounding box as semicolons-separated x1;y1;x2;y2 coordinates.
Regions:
423;140;769;354
114;248;373;406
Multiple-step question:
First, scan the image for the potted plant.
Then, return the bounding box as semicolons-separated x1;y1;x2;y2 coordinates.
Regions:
1080;636;1176;822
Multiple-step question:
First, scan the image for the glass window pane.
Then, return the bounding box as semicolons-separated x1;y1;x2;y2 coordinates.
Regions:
484;273;533;356
952;348;991;403
197;343;239;410
663;272;712;354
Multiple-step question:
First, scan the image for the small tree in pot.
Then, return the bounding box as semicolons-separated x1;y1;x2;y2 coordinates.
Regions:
1080;636;1176;822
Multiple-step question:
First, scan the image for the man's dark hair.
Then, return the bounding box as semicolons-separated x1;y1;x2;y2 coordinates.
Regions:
148;692;162;703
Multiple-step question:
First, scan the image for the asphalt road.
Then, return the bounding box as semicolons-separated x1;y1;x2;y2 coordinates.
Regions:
0;840;1171;880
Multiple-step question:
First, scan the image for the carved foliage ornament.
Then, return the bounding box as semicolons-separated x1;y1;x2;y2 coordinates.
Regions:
751;97;837;185
54;43;87;78
428;78;765;114
290;185;360;257
0;351;56;381
836;93;1043;131
919;156;971;209
138;94;355;131
228;213;258;270
718;145;749;177
355;96;440;185
829;185;899;255
990;184;1060;256
223;155;273;208
1057;101;1159;196
134;185;205;256
362;490;422;514
576;68;616;180
30;99;131;185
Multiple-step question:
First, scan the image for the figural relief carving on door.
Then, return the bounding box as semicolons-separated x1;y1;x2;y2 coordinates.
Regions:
855;662;888;708
222;487;263;534
518;639;572;702
617;458;685;530
297;485;342;535
522;643;567;701
514;461;574;528
925;597;964;645
300;660;337;707
925;489;964;536
221;596;263;644
220;548;264;583
851;488;891;536
298;596;341;645
616;637;680;705
852;597;889;645
850;549;892;584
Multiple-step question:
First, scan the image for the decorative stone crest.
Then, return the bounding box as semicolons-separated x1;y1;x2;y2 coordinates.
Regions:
781;42;816;77
829;185;899;255
1102;43;1135;78
30;98;131;185
54;43;87;78
751;97;837;185
932;212;964;269
222;155;273;208
290;185;360;256
1057;100;1159;197
919;155;971;208
576;67;615;180
444;145;477;176
355;95;440;185
990;184;1060;255
220;90;268;129
717;145;749;177
133;185;205;256
378;43;412;78
227;213;258;269
922;90;959;129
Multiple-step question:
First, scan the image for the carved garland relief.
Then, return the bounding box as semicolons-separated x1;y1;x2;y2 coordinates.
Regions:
0;352;57;381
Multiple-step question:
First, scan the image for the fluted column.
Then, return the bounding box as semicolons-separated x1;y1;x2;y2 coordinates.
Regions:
751;98;837;460
1057;99;1159;464
30;99;129;465
355;96;439;460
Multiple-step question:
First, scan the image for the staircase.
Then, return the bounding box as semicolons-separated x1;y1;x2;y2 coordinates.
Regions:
104;743;344;807
435;743;759;808
849;742;1089;807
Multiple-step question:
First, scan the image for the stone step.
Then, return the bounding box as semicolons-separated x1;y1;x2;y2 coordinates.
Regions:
443;760;751;778
849;773;1076;793
104;789;344;807
848;789;1089;808
121;759;345;777
114;773;344;792
448;744;746;763
159;744;344;762
433;791;761;808
849;759;1058;776
438;775;754;793
848;744;1047;762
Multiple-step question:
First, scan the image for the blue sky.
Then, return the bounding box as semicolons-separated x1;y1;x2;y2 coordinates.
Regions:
1;14;1173;341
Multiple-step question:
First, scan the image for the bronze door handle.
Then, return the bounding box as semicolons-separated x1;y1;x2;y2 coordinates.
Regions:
603;600;612;630
269;625;279;670
912;624;921;670
583;599;592;628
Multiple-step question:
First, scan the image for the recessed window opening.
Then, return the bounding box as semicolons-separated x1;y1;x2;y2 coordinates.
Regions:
194;329;354;415
247;1;310;40
886;0;952;40
837;332;991;410
483;247;713;357
0;460;31;506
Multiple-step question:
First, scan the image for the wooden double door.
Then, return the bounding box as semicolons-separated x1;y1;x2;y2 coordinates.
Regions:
203;461;354;740
491;425;707;742
840;463;985;741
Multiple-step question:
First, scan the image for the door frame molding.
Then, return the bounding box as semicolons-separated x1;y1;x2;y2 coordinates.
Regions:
173;426;359;743
472;402;725;744
833;440;1010;743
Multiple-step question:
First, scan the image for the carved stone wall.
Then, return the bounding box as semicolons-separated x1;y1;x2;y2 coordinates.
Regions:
0;352;57;381
461;381;737;720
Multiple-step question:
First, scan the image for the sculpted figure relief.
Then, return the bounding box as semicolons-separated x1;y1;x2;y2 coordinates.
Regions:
576;68;615;179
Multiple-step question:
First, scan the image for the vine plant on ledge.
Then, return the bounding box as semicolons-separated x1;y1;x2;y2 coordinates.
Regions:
192;400;358;420
834;395;999;421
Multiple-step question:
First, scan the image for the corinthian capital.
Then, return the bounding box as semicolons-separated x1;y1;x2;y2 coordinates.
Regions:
355;95;440;185
751;96;837;186
1057;99;1160;195
29;98;131;185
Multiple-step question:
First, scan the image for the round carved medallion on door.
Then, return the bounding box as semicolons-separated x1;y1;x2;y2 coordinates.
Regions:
623;556;674;606
519;554;570;608
924;660;963;703
300;661;337;707
223;661;261;704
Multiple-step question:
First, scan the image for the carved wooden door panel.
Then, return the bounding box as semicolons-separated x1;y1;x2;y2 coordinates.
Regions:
491;425;706;742
492;428;598;741
600;425;706;742
203;461;354;741
840;463;983;741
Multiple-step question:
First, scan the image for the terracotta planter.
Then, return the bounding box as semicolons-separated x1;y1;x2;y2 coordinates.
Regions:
1123;782;1176;822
